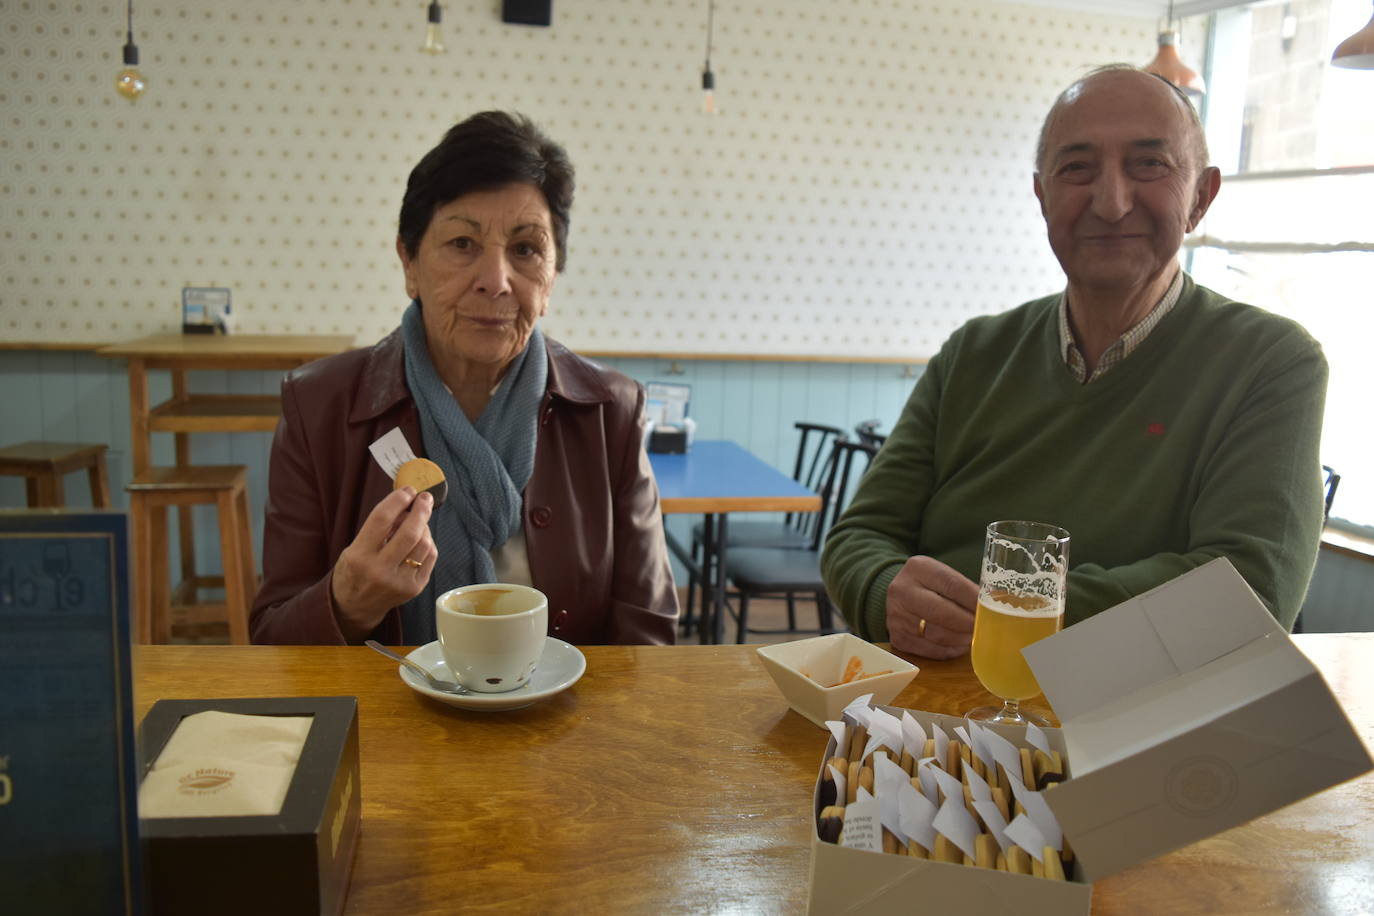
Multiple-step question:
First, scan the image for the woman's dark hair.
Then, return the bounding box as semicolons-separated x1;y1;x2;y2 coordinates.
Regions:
398;111;574;270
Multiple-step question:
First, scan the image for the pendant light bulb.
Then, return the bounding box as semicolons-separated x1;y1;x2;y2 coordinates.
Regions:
1331;2;1374;69
699;0;717;114
422;1;447;55
702;67;716;115
115;41;145;100
115;0;146;100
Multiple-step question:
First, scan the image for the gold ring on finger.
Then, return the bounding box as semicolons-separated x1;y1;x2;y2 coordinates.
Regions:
918;618;927;637
402;557;423;569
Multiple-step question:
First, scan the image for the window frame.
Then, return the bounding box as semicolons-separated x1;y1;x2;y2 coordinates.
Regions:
1189;1;1374;537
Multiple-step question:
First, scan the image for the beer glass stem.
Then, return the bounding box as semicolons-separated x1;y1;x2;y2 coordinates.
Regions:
1000;698;1023;723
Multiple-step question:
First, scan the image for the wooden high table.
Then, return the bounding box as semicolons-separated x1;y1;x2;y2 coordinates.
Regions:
133;634;1374;914
97;333;356;476
98;334;354;633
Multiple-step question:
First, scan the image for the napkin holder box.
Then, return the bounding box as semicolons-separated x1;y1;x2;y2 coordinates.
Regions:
138;696;361;916
649;426;688;454
806;559;1372;915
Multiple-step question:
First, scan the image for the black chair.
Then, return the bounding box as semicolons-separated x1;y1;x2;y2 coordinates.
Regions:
680;422;846;636
722;438;880;643
854;419;887;448
1293;464;1340;635
1323;464;1340;523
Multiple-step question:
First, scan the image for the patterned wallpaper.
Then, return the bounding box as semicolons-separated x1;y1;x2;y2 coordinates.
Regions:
0;0;1162;356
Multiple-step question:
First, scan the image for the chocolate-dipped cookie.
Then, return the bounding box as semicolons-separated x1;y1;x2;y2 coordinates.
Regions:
394;457;448;507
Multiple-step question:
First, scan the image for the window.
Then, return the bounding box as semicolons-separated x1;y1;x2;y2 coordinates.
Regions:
1189;0;1374;532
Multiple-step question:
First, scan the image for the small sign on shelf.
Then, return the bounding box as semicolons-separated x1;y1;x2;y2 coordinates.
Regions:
645;381;694;453
182;287;233;334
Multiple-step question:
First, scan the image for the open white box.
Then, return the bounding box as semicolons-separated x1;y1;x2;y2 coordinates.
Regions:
809;709;1088;913
807;558;1373;915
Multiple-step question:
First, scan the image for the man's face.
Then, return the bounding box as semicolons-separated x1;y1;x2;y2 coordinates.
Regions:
1033;71;1218;298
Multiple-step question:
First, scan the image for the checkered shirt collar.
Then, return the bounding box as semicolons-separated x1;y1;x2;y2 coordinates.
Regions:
1059;268;1184;384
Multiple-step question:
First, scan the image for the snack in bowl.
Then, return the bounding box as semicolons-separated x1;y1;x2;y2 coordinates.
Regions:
756;632;918;728
801;654;895;687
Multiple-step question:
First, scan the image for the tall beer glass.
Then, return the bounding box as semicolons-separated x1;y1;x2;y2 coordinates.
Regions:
967;520;1070;726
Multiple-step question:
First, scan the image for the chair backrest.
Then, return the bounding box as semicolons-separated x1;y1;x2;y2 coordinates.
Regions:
853;419;887;449
808;438;881;550
792;422;846;485
1322;464;1340;523
787;422;847;532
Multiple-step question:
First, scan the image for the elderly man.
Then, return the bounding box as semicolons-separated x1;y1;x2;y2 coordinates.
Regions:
821;65;1327;659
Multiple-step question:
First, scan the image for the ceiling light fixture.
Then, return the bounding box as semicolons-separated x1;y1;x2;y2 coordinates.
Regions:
1144;0;1205;96
114;0;146;100
1331;1;1374;69
701;0;717;114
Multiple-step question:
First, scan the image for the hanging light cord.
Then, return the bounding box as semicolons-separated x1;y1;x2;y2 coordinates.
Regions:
704;0;715;70
122;0;140;65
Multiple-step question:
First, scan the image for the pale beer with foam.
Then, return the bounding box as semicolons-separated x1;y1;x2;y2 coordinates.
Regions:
967;520;1069;725
970;589;1062;701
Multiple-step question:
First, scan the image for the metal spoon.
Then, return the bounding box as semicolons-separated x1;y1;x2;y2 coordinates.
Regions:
364;640;471;695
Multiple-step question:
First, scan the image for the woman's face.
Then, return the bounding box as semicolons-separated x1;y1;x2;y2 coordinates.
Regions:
397;182;557;375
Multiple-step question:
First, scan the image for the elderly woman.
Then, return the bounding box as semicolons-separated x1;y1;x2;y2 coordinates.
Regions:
251;112;678;646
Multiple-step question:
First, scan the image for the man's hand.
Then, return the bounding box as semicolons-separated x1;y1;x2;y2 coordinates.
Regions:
886;555;978;659
331;487;437;642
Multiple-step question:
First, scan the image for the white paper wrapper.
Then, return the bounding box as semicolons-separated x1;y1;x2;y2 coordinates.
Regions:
139;711;313;818
841;787;883;852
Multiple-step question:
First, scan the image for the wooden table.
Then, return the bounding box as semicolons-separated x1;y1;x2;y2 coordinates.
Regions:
97;333;355;475
650;440;821;644
133;634;1374;915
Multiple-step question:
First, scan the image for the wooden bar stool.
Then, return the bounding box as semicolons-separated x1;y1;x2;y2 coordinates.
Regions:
127;465;256;645
0;441;111;508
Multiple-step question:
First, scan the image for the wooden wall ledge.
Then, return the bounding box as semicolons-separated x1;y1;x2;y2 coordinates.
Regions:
0;340;111;352
1322;526;1374;563
0;340;929;366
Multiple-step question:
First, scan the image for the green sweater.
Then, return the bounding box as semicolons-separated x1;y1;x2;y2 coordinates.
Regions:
821;275;1328;636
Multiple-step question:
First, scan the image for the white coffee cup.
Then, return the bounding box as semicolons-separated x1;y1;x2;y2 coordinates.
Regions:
435;583;548;693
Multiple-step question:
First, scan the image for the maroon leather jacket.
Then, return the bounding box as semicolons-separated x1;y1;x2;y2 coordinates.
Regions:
250;329;678;646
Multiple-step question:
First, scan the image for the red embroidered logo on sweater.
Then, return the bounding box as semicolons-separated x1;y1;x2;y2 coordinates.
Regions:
1146;422;1166;437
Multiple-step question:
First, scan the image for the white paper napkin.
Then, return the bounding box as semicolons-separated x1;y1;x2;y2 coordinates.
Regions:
139;711;312;818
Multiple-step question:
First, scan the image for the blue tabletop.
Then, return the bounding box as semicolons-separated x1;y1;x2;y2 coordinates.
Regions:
649;440;818;512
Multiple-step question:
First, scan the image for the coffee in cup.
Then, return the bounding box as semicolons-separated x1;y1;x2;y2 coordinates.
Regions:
436;583;547;693
447;587;521;616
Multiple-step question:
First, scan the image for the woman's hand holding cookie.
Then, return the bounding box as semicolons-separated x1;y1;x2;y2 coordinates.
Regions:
331;487;437;642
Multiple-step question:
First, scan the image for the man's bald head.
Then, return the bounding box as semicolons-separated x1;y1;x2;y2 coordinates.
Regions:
1034;65;1210;176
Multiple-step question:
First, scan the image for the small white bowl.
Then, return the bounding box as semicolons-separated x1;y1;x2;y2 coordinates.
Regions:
756;633;919;728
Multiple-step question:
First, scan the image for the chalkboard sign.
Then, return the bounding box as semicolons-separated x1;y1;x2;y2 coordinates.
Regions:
0;510;142;915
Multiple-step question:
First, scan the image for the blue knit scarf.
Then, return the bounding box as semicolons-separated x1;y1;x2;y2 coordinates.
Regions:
398;300;547;644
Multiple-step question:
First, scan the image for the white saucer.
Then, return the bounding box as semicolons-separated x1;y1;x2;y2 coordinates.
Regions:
398;637;586;712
